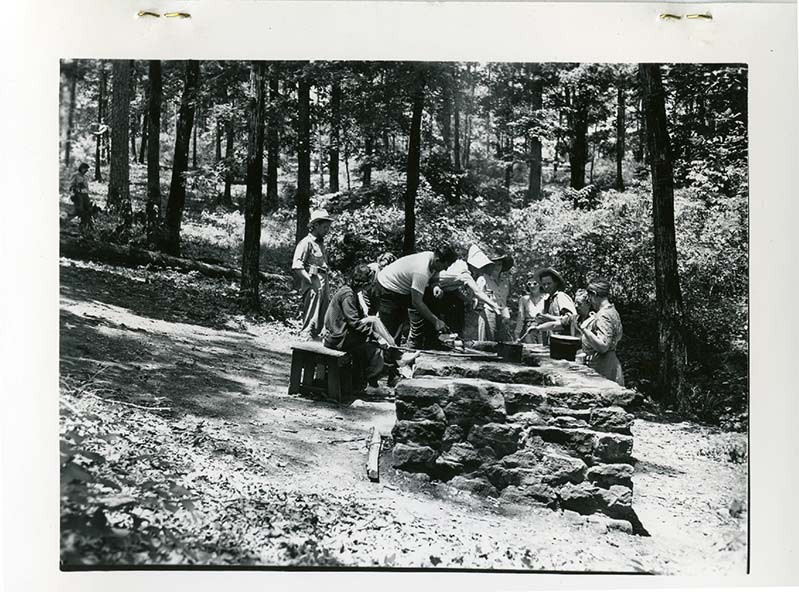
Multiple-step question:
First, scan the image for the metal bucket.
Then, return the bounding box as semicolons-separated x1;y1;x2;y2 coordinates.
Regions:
549;334;581;361
497;342;523;363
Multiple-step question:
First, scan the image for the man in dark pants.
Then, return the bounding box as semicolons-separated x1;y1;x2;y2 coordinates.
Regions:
375;245;458;350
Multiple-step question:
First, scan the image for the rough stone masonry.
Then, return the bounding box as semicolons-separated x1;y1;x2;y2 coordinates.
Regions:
391;344;649;535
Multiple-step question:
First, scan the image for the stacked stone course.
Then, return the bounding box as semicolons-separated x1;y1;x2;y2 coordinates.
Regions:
391;345;647;534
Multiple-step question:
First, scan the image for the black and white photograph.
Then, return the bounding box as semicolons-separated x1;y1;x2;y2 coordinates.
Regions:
57;59;749;573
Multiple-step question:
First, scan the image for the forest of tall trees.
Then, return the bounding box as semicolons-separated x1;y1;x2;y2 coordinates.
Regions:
58;60;748;420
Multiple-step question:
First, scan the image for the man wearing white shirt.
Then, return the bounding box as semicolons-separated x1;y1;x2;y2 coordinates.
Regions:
375;245;458;349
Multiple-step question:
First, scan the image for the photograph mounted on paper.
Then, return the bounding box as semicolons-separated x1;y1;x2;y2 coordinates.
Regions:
59;60;748;573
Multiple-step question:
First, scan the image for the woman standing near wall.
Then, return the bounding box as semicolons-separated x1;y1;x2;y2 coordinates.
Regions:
515;278;546;343
575;278;625;386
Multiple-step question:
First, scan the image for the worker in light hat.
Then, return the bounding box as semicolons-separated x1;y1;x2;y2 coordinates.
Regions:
292;209;334;339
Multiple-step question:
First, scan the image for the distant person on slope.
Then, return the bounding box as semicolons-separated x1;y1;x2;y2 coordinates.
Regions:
69;162;94;234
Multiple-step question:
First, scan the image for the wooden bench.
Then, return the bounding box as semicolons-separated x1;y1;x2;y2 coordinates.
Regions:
288;341;353;403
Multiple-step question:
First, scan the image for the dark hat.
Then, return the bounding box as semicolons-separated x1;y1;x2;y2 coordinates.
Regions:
471;244;514;272
537;267;566;288
489;252;514;272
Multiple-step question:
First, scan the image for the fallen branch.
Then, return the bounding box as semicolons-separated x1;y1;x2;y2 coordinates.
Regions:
60;236;290;284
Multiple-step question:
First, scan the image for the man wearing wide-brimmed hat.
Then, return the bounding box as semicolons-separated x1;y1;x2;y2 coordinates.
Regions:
292;209;334;339
534;267;577;341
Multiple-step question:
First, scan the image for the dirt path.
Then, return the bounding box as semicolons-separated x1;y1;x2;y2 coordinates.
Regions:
59;258;747;573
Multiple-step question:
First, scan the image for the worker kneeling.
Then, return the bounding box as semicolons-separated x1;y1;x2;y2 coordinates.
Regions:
322;265;400;391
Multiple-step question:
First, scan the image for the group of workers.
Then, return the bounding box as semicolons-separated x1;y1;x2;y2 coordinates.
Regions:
291;209;625;391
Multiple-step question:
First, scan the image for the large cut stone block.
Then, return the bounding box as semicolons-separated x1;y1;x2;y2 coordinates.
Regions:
442;380;506;426
526;426;634;463
500;484;559;508
396;400;446;423
442;424;465;447
593;432;634;463
525;426;597;458
394;378;450;405
549;416;590;429
392;420;446;448
500;448;544;469
436;442;482;473
543;386;641;410
499;384;549;413
507;411;547;427
538;451;587;485
586;463;634;490
559;482;635;521
449;476;498;497
414;356;547;385
467;422;522;457
589;406;635;434
495;451;586;488
392;444;438;470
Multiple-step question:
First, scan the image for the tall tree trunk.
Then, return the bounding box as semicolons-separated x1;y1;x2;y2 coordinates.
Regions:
344;139;351;191
215;119;223;162
404;66;427;255
453;82;462;173
108;60;132;226
463;63;475;168
94;61;105;182
504;136;513;191
527;64;543;201
295;73;312;243
129;63;138;161
361;134;373;188
615;75;626;191
553;109;563;180
139;111;150;164
266;64;280;209
63;60;78;170
223;118;234;206
130;124;137;160
568;99;588;190
329;81;341;192
639;63;688;408
241;61;266;311
192;110;198;169
164;60;201;255
101;64;110;164
441;76;453;167
146;60;162;237
634;96;646;163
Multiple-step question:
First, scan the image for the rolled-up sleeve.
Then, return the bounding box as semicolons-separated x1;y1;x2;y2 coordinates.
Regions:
592;313;613;353
292;238;308;270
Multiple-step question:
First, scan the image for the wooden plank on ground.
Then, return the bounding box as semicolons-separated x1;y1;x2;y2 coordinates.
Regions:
366;427;381;482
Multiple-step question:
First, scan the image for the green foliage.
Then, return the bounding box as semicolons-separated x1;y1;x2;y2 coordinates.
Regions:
510;187;656;303
325;203;404;270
